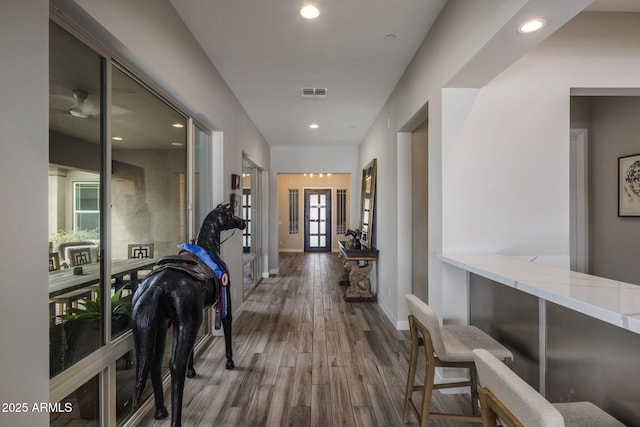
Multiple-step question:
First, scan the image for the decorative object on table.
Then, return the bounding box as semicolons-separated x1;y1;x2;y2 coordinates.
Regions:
359;159;377;249
343;260;375;302
619;153;640;216
344;228;362;249
131;203;246;427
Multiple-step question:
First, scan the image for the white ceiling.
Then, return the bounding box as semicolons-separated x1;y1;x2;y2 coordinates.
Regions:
167;0;640;149
169;0;447;147
51;0;640;152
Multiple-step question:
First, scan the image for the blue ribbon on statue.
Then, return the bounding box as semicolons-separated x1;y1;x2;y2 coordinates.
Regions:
177;243;229;319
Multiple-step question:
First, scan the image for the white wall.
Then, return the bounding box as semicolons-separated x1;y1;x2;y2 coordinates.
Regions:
0;1;50;426
443;12;640;323
59;0;271;309
358;0;601;327
587;96;640;284
358;0;550;326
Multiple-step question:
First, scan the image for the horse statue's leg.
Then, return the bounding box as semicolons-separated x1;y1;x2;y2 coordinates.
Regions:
186;350;195;378
132;279;169;420
170;311;202;427
151;320;169;420
222;293;234;370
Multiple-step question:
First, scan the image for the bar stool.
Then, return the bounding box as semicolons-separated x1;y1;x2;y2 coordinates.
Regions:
403;294;513;426
473;349;625;427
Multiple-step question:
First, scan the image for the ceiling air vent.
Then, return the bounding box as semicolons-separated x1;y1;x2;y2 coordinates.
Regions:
301;87;328;99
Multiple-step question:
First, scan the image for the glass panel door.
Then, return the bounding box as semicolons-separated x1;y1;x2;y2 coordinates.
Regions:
242;158;262;295
304;189;331;252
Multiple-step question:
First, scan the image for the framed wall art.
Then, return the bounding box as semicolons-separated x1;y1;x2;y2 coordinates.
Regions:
618;153;640;216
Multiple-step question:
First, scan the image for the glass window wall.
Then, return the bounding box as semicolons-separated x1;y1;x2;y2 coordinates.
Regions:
49;21;104;378
50;16;216;426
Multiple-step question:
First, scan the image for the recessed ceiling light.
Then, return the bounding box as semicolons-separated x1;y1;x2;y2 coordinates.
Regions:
112;136;123;141
309;123;319;129
172;123;184;128
301;5;320;19
518;18;546;34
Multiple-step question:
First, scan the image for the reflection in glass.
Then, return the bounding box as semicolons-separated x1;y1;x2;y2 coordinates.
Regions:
111;66;187;259
194;125;212;229
194;124;213;346
50;375;100;425
110;66;187;340
49;21;104;378
359;159;377;249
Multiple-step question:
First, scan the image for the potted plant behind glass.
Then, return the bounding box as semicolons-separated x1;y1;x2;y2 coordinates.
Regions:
54;287;132;419
53;287;132;371
60;286;132;340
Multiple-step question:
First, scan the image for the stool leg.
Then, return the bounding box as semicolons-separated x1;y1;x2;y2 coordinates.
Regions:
470;366;479;415
403;321;419;423
420;348;436;427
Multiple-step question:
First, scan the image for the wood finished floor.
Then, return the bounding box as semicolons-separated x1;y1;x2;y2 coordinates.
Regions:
137;252;474;426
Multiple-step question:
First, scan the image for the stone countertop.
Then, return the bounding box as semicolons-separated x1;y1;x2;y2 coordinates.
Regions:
439;253;640;334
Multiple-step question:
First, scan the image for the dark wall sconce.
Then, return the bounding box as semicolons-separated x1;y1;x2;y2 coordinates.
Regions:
231;174;241;190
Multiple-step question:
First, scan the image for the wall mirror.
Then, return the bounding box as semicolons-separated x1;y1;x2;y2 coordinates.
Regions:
359;158;377;249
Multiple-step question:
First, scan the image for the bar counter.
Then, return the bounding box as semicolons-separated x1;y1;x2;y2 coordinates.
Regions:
439;253;640;334
439;253;640;426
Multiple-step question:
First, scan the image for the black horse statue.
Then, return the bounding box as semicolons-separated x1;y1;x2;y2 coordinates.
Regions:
131;203;245;427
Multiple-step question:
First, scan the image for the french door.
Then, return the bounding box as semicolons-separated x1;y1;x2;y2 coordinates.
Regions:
304;189;331;252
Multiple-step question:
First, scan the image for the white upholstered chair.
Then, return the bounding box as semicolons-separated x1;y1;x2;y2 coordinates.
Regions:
403;294;513;426
473;348;625;427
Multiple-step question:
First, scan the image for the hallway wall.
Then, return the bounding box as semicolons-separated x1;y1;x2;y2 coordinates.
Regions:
61;0;271;309
575;96;640;284
0;1;50;426
359;2;637;328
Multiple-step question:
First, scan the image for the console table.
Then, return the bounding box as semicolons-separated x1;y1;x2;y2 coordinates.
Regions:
338;241;378;302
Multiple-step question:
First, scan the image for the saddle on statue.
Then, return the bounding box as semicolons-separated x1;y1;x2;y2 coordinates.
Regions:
148;252;224;328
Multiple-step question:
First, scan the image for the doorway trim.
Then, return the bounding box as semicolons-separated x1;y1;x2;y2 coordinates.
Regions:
304;188;332;252
570;128;589;273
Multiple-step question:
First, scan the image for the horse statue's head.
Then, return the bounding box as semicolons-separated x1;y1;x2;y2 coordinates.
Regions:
196;203;246;255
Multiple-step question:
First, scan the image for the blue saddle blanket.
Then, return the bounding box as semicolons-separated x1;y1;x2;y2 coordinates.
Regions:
177;243;229;319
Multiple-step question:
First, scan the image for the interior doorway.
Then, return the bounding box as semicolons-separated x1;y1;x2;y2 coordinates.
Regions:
411;118;429;302
304;189;331;252
570;128;589;273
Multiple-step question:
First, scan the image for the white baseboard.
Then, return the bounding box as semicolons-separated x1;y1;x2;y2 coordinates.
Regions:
397;319;409;331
